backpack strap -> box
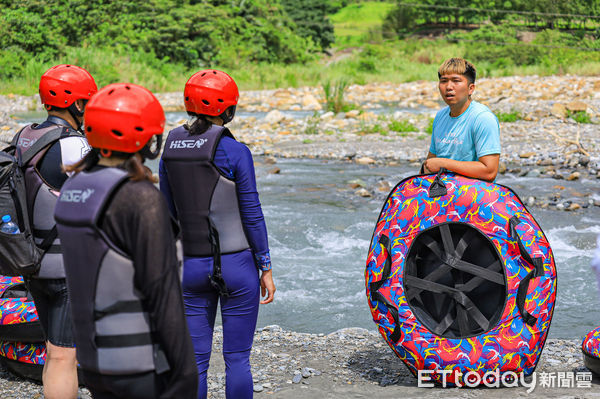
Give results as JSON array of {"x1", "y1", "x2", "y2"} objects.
[
  {"x1": 37, "y1": 226, "x2": 58, "y2": 252},
  {"x1": 19, "y1": 127, "x2": 81, "y2": 166},
  {"x1": 9, "y1": 125, "x2": 29, "y2": 147}
]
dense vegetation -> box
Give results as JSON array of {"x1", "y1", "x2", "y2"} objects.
[
  {"x1": 0, "y1": 0, "x2": 337, "y2": 90},
  {"x1": 384, "y1": 0, "x2": 600, "y2": 31},
  {"x1": 382, "y1": 0, "x2": 600, "y2": 69},
  {"x1": 1, "y1": 0, "x2": 600, "y2": 94}
]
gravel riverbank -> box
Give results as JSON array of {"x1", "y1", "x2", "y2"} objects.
[
  {"x1": 1, "y1": 76, "x2": 598, "y2": 180},
  {"x1": 1, "y1": 326, "x2": 597, "y2": 398}
]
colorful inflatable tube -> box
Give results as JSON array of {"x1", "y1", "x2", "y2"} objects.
[
  {"x1": 0, "y1": 341, "x2": 45, "y2": 381},
  {"x1": 582, "y1": 327, "x2": 600, "y2": 375},
  {"x1": 365, "y1": 171, "x2": 557, "y2": 386},
  {"x1": 0, "y1": 276, "x2": 43, "y2": 342}
]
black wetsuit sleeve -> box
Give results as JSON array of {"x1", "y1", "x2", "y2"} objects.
[
  {"x1": 99, "y1": 180, "x2": 197, "y2": 399},
  {"x1": 37, "y1": 142, "x2": 66, "y2": 189}
]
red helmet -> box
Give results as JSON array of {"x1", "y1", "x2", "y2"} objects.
[
  {"x1": 39, "y1": 64, "x2": 97, "y2": 108},
  {"x1": 184, "y1": 70, "x2": 239, "y2": 117},
  {"x1": 84, "y1": 83, "x2": 165, "y2": 156}
]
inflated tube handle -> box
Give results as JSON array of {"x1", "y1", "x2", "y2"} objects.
[
  {"x1": 509, "y1": 216, "x2": 545, "y2": 326},
  {"x1": 428, "y1": 168, "x2": 448, "y2": 198}
]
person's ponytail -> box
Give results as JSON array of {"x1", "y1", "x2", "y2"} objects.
[
  {"x1": 63, "y1": 149, "x2": 100, "y2": 175},
  {"x1": 185, "y1": 115, "x2": 212, "y2": 136},
  {"x1": 63, "y1": 150, "x2": 155, "y2": 183}
]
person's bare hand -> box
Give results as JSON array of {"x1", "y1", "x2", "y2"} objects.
[
  {"x1": 260, "y1": 270, "x2": 276, "y2": 304},
  {"x1": 424, "y1": 157, "x2": 445, "y2": 173}
]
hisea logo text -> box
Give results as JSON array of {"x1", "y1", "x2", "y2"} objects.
[
  {"x1": 17, "y1": 137, "x2": 38, "y2": 149},
  {"x1": 169, "y1": 138, "x2": 207, "y2": 149},
  {"x1": 60, "y1": 189, "x2": 95, "y2": 204}
]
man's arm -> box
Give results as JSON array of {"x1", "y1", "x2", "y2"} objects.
[{"x1": 423, "y1": 154, "x2": 500, "y2": 182}]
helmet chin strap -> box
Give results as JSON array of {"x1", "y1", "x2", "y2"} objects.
[
  {"x1": 67, "y1": 102, "x2": 85, "y2": 131},
  {"x1": 139, "y1": 135, "x2": 163, "y2": 160},
  {"x1": 219, "y1": 105, "x2": 236, "y2": 125}
]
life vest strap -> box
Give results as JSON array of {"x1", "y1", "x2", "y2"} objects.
[
  {"x1": 94, "y1": 300, "x2": 145, "y2": 321},
  {"x1": 95, "y1": 332, "x2": 154, "y2": 348}
]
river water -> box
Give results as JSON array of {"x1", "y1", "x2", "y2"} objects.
[
  {"x1": 237, "y1": 158, "x2": 599, "y2": 340},
  {"x1": 16, "y1": 112, "x2": 600, "y2": 340}
]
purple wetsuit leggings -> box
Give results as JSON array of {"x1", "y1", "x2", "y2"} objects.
[{"x1": 182, "y1": 248, "x2": 259, "y2": 399}]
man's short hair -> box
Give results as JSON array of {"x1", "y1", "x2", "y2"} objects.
[{"x1": 438, "y1": 58, "x2": 476, "y2": 84}]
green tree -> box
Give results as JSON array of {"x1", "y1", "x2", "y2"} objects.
[{"x1": 281, "y1": 0, "x2": 336, "y2": 50}]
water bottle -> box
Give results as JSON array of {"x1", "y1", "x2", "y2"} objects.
[{"x1": 0, "y1": 215, "x2": 20, "y2": 234}]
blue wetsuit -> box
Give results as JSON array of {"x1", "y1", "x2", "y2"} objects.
[{"x1": 159, "y1": 129, "x2": 271, "y2": 399}]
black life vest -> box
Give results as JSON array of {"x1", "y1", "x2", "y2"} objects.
[
  {"x1": 15, "y1": 123, "x2": 81, "y2": 278},
  {"x1": 54, "y1": 168, "x2": 167, "y2": 375},
  {"x1": 161, "y1": 125, "x2": 250, "y2": 257}
]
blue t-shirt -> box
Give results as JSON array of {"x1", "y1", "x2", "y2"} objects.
[{"x1": 429, "y1": 100, "x2": 500, "y2": 161}]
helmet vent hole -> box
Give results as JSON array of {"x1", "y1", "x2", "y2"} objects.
[
  {"x1": 49, "y1": 90, "x2": 57, "y2": 96},
  {"x1": 64, "y1": 90, "x2": 72, "y2": 94},
  {"x1": 213, "y1": 71, "x2": 217, "y2": 74},
  {"x1": 135, "y1": 126, "x2": 144, "y2": 132},
  {"x1": 111, "y1": 129, "x2": 123, "y2": 137},
  {"x1": 218, "y1": 99, "x2": 224, "y2": 103},
  {"x1": 185, "y1": 96, "x2": 189, "y2": 101},
  {"x1": 202, "y1": 100, "x2": 210, "y2": 105},
  {"x1": 86, "y1": 126, "x2": 92, "y2": 132},
  {"x1": 201, "y1": 73, "x2": 207, "y2": 77},
  {"x1": 108, "y1": 89, "x2": 115, "y2": 95},
  {"x1": 125, "y1": 86, "x2": 131, "y2": 90}
]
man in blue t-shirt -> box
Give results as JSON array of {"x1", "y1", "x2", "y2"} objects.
[{"x1": 423, "y1": 58, "x2": 500, "y2": 182}]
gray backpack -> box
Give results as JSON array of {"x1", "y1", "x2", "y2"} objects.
[{"x1": 0, "y1": 127, "x2": 72, "y2": 276}]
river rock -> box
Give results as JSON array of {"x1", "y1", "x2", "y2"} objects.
[
  {"x1": 519, "y1": 152, "x2": 536, "y2": 159},
  {"x1": 498, "y1": 162, "x2": 507, "y2": 174},
  {"x1": 356, "y1": 157, "x2": 375, "y2": 165},
  {"x1": 265, "y1": 110, "x2": 285, "y2": 124},
  {"x1": 320, "y1": 111, "x2": 334, "y2": 120},
  {"x1": 551, "y1": 103, "x2": 567, "y2": 119},
  {"x1": 566, "y1": 100, "x2": 588, "y2": 112},
  {"x1": 269, "y1": 167, "x2": 281, "y2": 174},
  {"x1": 567, "y1": 203, "x2": 581, "y2": 211},
  {"x1": 345, "y1": 110, "x2": 360, "y2": 118},
  {"x1": 579, "y1": 156, "x2": 590, "y2": 167},
  {"x1": 357, "y1": 112, "x2": 376, "y2": 122},
  {"x1": 527, "y1": 196, "x2": 535, "y2": 207},
  {"x1": 253, "y1": 384, "x2": 264, "y2": 393},
  {"x1": 376, "y1": 181, "x2": 392, "y2": 192},
  {"x1": 348, "y1": 178, "x2": 366, "y2": 188},
  {"x1": 355, "y1": 188, "x2": 372, "y2": 197},
  {"x1": 566, "y1": 172, "x2": 580, "y2": 181},
  {"x1": 537, "y1": 158, "x2": 554, "y2": 166},
  {"x1": 292, "y1": 373, "x2": 302, "y2": 384},
  {"x1": 302, "y1": 94, "x2": 322, "y2": 111}
]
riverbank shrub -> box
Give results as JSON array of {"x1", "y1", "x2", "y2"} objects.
[
  {"x1": 496, "y1": 110, "x2": 523, "y2": 123},
  {"x1": 388, "y1": 119, "x2": 417, "y2": 132},
  {"x1": 323, "y1": 80, "x2": 353, "y2": 113},
  {"x1": 567, "y1": 110, "x2": 593, "y2": 124}
]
